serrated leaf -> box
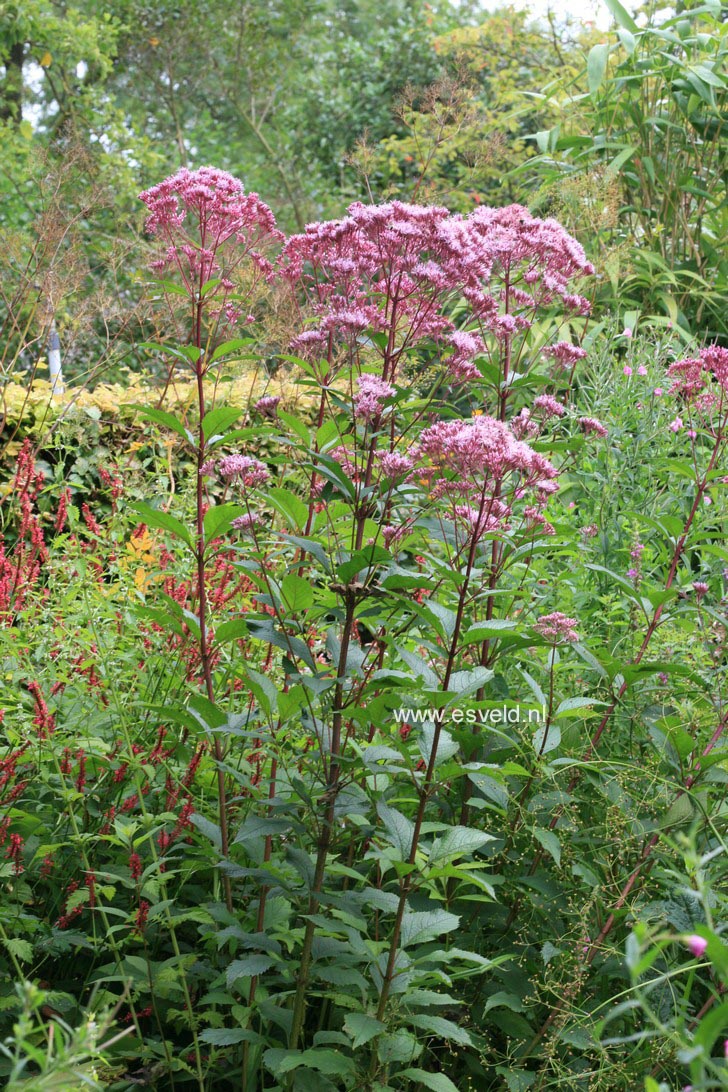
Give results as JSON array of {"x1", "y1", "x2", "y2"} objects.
[
  {"x1": 418, "y1": 724, "x2": 459, "y2": 767},
  {"x1": 377, "y1": 802, "x2": 415, "y2": 859},
  {"x1": 4, "y1": 938, "x2": 32, "y2": 961},
  {"x1": 429, "y1": 826, "x2": 494, "y2": 863},
  {"x1": 190, "y1": 813, "x2": 222, "y2": 851},
  {"x1": 337, "y1": 546, "x2": 390, "y2": 583},
  {"x1": 407, "y1": 1013, "x2": 472, "y2": 1046},
  {"x1": 227, "y1": 954, "x2": 275, "y2": 987},
  {"x1": 400, "y1": 909, "x2": 460, "y2": 947},
  {"x1": 200, "y1": 1027, "x2": 257, "y2": 1045},
  {"x1": 532, "y1": 723, "x2": 561, "y2": 755},
  {"x1": 281, "y1": 573, "x2": 314, "y2": 612},
  {"x1": 343, "y1": 1012, "x2": 384, "y2": 1048}
]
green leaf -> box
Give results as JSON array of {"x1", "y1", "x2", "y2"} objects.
[
  {"x1": 407, "y1": 1013, "x2": 472, "y2": 1046},
  {"x1": 418, "y1": 724, "x2": 459, "y2": 767},
  {"x1": 587, "y1": 43, "x2": 610, "y2": 94},
  {"x1": 214, "y1": 618, "x2": 249, "y2": 645},
  {"x1": 429, "y1": 826, "x2": 494, "y2": 863},
  {"x1": 462, "y1": 620, "x2": 518, "y2": 644},
  {"x1": 190, "y1": 813, "x2": 222, "y2": 851},
  {"x1": 603, "y1": 0, "x2": 638, "y2": 31},
  {"x1": 128, "y1": 404, "x2": 193, "y2": 443},
  {"x1": 240, "y1": 667, "x2": 278, "y2": 716},
  {"x1": 201, "y1": 405, "x2": 243, "y2": 441},
  {"x1": 337, "y1": 546, "x2": 390, "y2": 583},
  {"x1": 200, "y1": 1027, "x2": 257, "y2": 1046},
  {"x1": 132, "y1": 502, "x2": 193, "y2": 548},
  {"x1": 264, "y1": 1047, "x2": 356, "y2": 1076},
  {"x1": 204, "y1": 503, "x2": 244, "y2": 544},
  {"x1": 555, "y1": 697, "x2": 604, "y2": 718},
  {"x1": 400, "y1": 909, "x2": 460, "y2": 947},
  {"x1": 399, "y1": 1070, "x2": 460, "y2": 1092},
  {"x1": 377, "y1": 1030, "x2": 421, "y2": 1064},
  {"x1": 246, "y1": 618, "x2": 316, "y2": 670},
  {"x1": 227, "y1": 954, "x2": 275, "y2": 987},
  {"x1": 532, "y1": 723, "x2": 561, "y2": 755},
  {"x1": 534, "y1": 828, "x2": 561, "y2": 866},
  {"x1": 377, "y1": 802, "x2": 415, "y2": 859},
  {"x1": 446, "y1": 666, "x2": 493, "y2": 699},
  {"x1": 268, "y1": 487, "x2": 309, "y2": 530},
  {"x1": 278, "y1": 410, "x2": 310, "y2": 444},
  {"x1": 3, "y1": 938, "x2": 32, "y2": 961},
  {"x1": 209, "y1": 338, "x2": 254, "y2": 363},
  {"x1": 343, "y1": 1012, "x2": 384, "y2": 1048},
  {"x1": 281, "y1": 573, "x2": 314, "y2": 612},
  {"x1": 606, "y1": 144, "x2": 638, "y2": 177}
]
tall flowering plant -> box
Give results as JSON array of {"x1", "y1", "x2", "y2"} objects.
[
  {"x1": 130, "y1": 172, "x2": 600, "y2": 1087},
  {"x1": 137, "y1": 167, "x2": 281, "y2": 911}
]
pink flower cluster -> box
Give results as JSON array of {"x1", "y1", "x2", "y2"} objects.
[
  {"x1": 418, "y1": 415, "x2": 557, "y2": 489},
  {"x1": 533, "y1": 394, "x2": 566, "y2": 419},
  {"x1": 354, "y1": 374, "x2": 395, "y2": 421},
  {"x1": 279, "y1": 199, "x2": 592, "y2": 382},
  {"x1": 415, "y1": 415, "x2": 559, "y2": 543},
  {"x1": 254, "y1": 395, "x2": 281, "y2": 417},
  {"x1": 533, "y1": 612, "x2": 579, "y2": 643},
  {"x1": 666, "y1": 345, "x2": 728, "y2": 419},
  {"x1": 215, "y1": 454, "x2": 270, "y2": 489},
  {"x1": 578, "y1": 416, "x2": 608, "y2": 439},
  {"x1": 139, "y1": 167, "x2": 282, "y2": 302}
]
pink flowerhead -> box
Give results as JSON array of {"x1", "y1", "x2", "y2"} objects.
[
  {"x1": 653, "y1": 387, "x2": 663, "y2": 396},
  {"x1": 231, "y1": 513, "x2": 264, "y2": 534},
  {"x1": 139, "y1": 167, "x2": 282, "y2": 287},
  {"x1": 533, "y1": 612, "x2": 579, "y2": 644},
  {"x1": 140, "y1": 166, "x2": 280, "y2": 245},
  {"x1": 578, "y1": 416, "x2": 608, "y2": 439},
  {"x1": 446, "y1": 330, "x2": 485, "y2": 381},
  {"x1": 622, "y1": 326, "x2": 633, "y2": 338},
  {"x1": 533, "y1": 394, "x2": 565, "y2": 420},
  {"x1": 666, "y1": 345, "x2": 728, "y2": 408},
  {"x1": 623, "y1": 365, "x2": 632, "y2": 377},
  {"x1": 418, "y1": 415, "x2": 557, "y2": 487},
  {"x1": 693, "y1": 581, "x2": 709, "y2": 600},
  {"x1": 378, "y1": 450, "x2": 414, "y2": 480},
  {"x1": 685, "y1": 934, "x2": 708, "y2": 959},
  {"x1": 254, "y1": 395, "x2": 281, "y2": 416},
  {"x1": 669, "y1": 417, "x2": 683, "y2": 433},
  {"x1": 543, "y1": 341, "x2": 588, "y2": 370},
  {"x1": 354, "y1": 374, "x2": 395, "y2": 422},
  {"x1": 637, "y1": 365, "x2": 648, "y2": 376},
  {"x1": 217, "y1": 454, "x2": 270, "y2": 489}
]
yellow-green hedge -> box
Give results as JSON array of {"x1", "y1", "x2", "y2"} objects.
[{"x1": 1, "y1": 365, "x2": 318, "y2": 433}]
